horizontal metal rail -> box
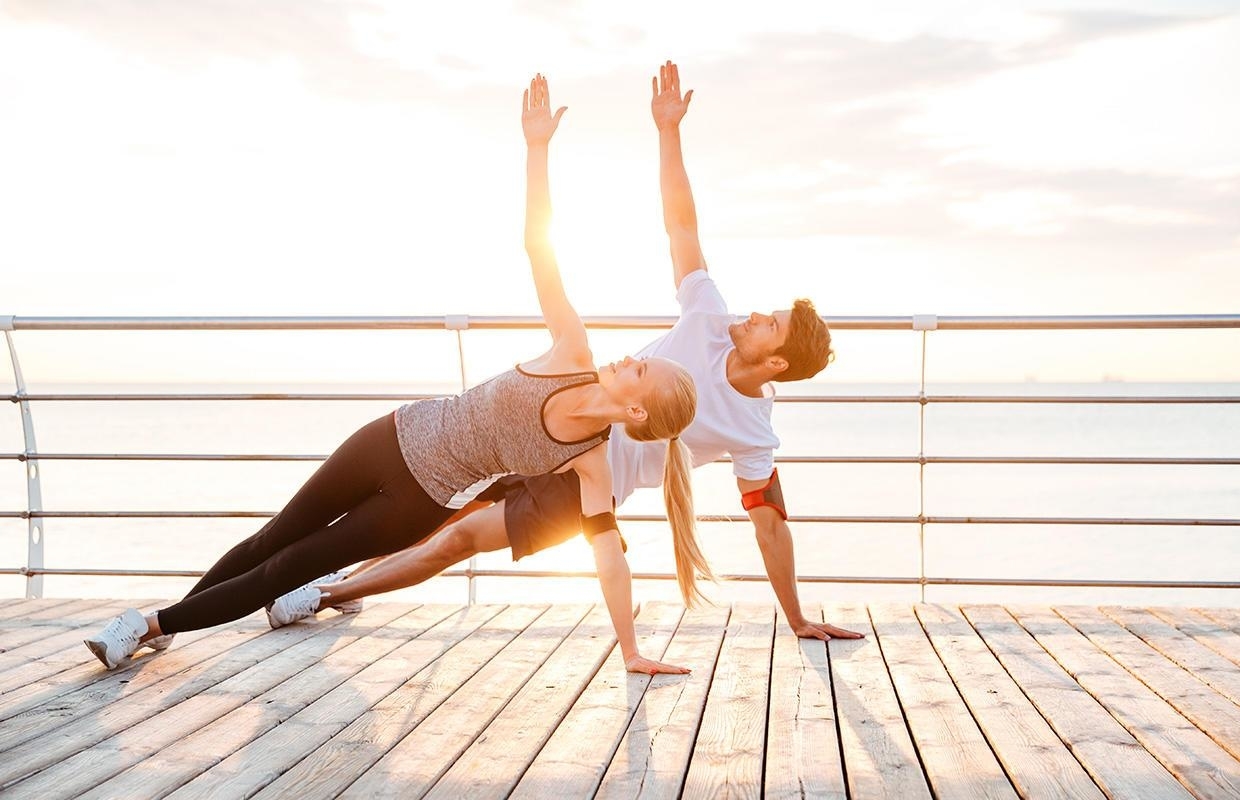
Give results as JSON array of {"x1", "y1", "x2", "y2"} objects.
[
  {"x1": 10, "y1": 564, "x2": 1239, "y2": 591},
  {"x1": 9, "y1": 392, "x2": 1240, "y2": 404},
  {"x1": 3, "y1": 452, "x2": 1238, "y2": 466},
  {"x1": 4, "y1": 510, "x2": 1237, "y2": 527},
  {"x1": 10, "y1": 314, "x2": 1240, "y2": 331}
]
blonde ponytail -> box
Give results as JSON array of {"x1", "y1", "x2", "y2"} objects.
[
  {"x1": 623, "y1": 358, "x2": 712, "y2": 606},
  {"x1": 663, "y1": 436, "x2": 714, "y2": 607}
]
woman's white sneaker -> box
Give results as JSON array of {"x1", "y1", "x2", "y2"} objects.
[{"x1": 84, "y1": 608, "x2": 148, "y2": 669}]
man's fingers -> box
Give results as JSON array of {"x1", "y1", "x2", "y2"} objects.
[
  {"x1": 522, "y1": 88, "x2": 529, "y2": 114},
  {"x1": 553, "y1": 106, "x2": 567, "y2": 124},
  {"x1": 683, "y1": 88, "x2": 693, "y2": 107},
  {"x1": 670, "y1": 62, "x2": 679, "y2": 92},
  {"x1": 651, "y1": 75, "x2": 658, "y2": 98}
]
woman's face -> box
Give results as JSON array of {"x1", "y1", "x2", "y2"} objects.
[{"x1": 599, "y1": 355, "x2": 679, "y2": 406}]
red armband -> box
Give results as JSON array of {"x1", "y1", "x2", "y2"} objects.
[{"x1": 740, "y1": 468, "x2": 787, "y2": 520}]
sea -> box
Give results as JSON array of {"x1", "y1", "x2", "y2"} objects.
[{"x1": 3, "y1": 377, "x2": 1238, "y2": 610}]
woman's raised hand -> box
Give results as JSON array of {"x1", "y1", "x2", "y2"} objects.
[{"x1": 522, "y1": 73, "x2": 567, "y2": 146}]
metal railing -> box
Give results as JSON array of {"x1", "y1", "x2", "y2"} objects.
[{"x1": 4, "y1": 313, "x2": 1239, "y2": 600}]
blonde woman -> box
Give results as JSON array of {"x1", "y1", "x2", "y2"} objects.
[{"x1": 84, "y1": 74, "x2": 707, "y2": 674}]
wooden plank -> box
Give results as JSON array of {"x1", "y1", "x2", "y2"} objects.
[
  {"x1": 0, "y1": 611, "x2": 258, "y2": 724},
  {"x1": 869, "y1": 603, "x2": 1017, "y2": 800},
  {"x1": 826, "y1": 602, "x2": 932, "y2": 800},
  {"x1": 335, "y1": 604, "x2": 592, "y2": 799},
  {"x1": 962, "y1": 605, "x2": 1192, "y2": 800},
  {"x1": 764, "y1": 604, "x2": 847, "y2": 800},
  {"x1": 426, "y1": 604, "x2": 624, "y2": 798},
  {"x1": 1150, "y1": 606, "x2": 1240, "y2": 670},
  {"x1": 0, "y1": 605, "x2": 376, "y2": 792},
  {"x1": 77, "y1": 603, "x2": 472, "y2": 800},
  {"x1": 1197, "y1": 607, "x2": 1240, "y2": 635},
  {"x1": 177, "y1": 604, "x2": 546, "y2": 800},
  {"x1": 1058, "y1": 606, "x2": 1240, "y2": 760},
  {"x1": 0, "y1": 600, "x2": 165, "y2": 687},
  {"x1": 1006, "y1": 605, "x2": 1240, "y2": 800},
  {"x1": 593, "y1": 604, "x2": 730, "y2": 800},
  {"x1": 682, "y1": 604, "x2": 775, "y2": 800},
  {"x1": 917, "y1": 605, "x2": 1105, "y2": 799},
  {"x1": 0, "y1": 598, "x2": 141, "y2": 657},
  {"x1": 0, "y1": 597, "x2": 80, "y2": 621},
  {"x1": 501, "y1": 602, "x2": 684, "y2": 800},
  {"x1": 1105, "y1": 606, "x2": 1240, "y2": 704}
]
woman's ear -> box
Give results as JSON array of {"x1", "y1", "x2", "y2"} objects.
[{"x1": 625, "y1": 404, "x2": 649, "y2": 424}]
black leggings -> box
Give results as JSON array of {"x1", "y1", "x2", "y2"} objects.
[{"x1": 157, "y1": 412, "x2": 453, "y2": 634}]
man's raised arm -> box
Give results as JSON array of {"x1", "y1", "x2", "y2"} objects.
[{"x1": 651, "y1": 60, "x2": 706, "y2": 289}]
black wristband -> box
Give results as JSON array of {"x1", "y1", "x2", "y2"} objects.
[{"x1": 580, "y1": 511, "x2": 619, "y2": 538}]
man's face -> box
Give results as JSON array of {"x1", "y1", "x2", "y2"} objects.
[{"x1": 728, "y1": 309, "x2": 792, "y2": 363}]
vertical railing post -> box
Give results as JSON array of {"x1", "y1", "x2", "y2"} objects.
[
  {"x1": 912, "y1": 315, "x2": 937, "y2": 603},
  {"x1": 3, "y1": 322, "x2": 45, "y2": 598},
  {"x1": 445, "y1": 315, "x2": 477, "y2": 605}
]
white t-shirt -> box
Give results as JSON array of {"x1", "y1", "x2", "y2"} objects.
[{"x1": 608, "y1": 270, "x2": 780, "y2": 504}]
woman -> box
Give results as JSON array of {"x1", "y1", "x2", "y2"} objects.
[{"x1": 85, "y1": 74, "x2": 708, "y2": 675}]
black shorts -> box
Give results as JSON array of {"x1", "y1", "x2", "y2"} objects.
[{"x1": 479, "y1": 472, "x2": 626, "y2": 561}]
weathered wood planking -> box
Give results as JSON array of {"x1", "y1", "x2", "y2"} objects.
[
  {"x1": 3, "y1": 600, "x2": 1240, "y2": 799},
  {"x1": 593, "y1": 604, "x2": 729, "y2": 799},
  {"x1": 916, "y1": 604, "x2": 1105, "y2": 799},
  {"x1": 1008, "y1": 605, "x2": 1240, "y2": 800},
  {"x1": 234, "y1": 604, "x2": 549, "y2": 800},
  {"x1": 962, "y1": 605, "x2": 1191, "y2": 800},
  {"x1": 764, "y1": 605, "x2": 846, "y2": 800},
  {"x1": 680, "y1": 604, "x2": 774, "y2": 800},
  {"x1": 1105, "y1": 606, "x2": 1240, "y2": 703},
  {"x1": 424, "y1": 605, "x2": 621, "y2": 799},
  {"x1": 1056, "y1": 605, "x2": 1240, "y2": 762},
  {"x1": 3, "y1": 603, "x2": 417, "y2": 799},
  {"x1": 827, "y1": 602, "x2": 933, "y2": 800},
  {"x1": 1150, "y1": 606, "x2": 1240, "y2": 669},
  {"x1": 509, "y1": 602, "x2": 686, "y2": 799},
  {"x1": 336, "y1": 604, "x2": 594, "y2": 799},
  {"x1": 78, "y1": 604, "x2": 467, "y2": 800},
  {"x1": 869, "y1": 603, "x2": 1017, "y2": 799}
]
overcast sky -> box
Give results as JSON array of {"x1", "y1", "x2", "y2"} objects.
[{"x1": 2, "y1": 1, "x2": 1237, "y2": 381}]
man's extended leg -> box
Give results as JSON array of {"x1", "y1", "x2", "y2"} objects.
[{"x1": 313, "y1": 500, "x2": 513, "y2": 609}]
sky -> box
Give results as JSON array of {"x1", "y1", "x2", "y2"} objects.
[{"x1": 1, "y1": 1, "x2": 1238, "y2": 382}]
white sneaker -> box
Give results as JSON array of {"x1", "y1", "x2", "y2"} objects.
[
  {"x1": 328, "y1": 596, "x2": 364, "y2": 615},
  {"x1": 84, "y1": 608, "x2": 148, "y2": 669},
  {"x1": 142, "y1": 633, "x2": 175, "y2": 651},
  {"x1": 266, "y1": 584, "x2": 323, "y2": 629},
  {"x1": 314, "y1": 570, "x2": 362, "y2": 614}
]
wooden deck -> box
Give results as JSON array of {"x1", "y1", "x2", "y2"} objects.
[{"x1": 1, "y1": 599, "x2": 1239, "y2": 799}]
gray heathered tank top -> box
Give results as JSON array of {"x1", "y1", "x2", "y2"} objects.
[{"x1": 394, "y1": 365, "x2": 610, "y2": 508}]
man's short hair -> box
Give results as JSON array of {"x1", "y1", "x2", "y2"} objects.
[{"x1": 773, "y1": 299, "x2": 832, "y2": 382}]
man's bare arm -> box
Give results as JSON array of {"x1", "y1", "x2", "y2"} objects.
[
  {"x1": 652, "y1": 60, "x2": 706, "y2": 289},
  {"x1": 739, "y1": 476, "x2": 864, "y2": 641}
]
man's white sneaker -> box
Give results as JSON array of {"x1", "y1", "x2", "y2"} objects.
[
  {"x1": 142, "y1": 633, "x2": 175, "y2": 651},
  {"x1": 84, "y1": 608, "x2": 148, "y2": 669},
  {"x1": 313, "y1": 570, "x2": 362, "y2": 614},
  {"x1": 266, "y1": 584, "x2": 323, "y2": 629},
  {"x1": 328, "y1": 596, "x2": 364, "y2": 615}
]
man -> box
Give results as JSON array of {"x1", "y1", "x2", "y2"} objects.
[{"x1": 272, "y1": 61, "x2": 862, "y2": 670}]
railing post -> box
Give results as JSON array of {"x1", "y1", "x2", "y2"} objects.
[
  {"x1": 912, "y1": 314, "x2": 937, "y2": 603},
  {"x1": 4, "y1": 325, "x2": 45, "y2": 598},
  {"x1": 446, "y1": 315, "x2": 477, "y2": 606}
]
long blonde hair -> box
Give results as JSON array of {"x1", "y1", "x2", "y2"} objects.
[{"x1": 624, "y1": 362, "x2": 714, "y2": 607}]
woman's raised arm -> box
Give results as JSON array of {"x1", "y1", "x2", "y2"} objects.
[{"x1": 522, "y1": 74, "x2": 588, "y2": 356}]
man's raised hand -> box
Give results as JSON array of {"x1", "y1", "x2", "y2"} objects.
[{"x1": 651, "y1": 59, "x2": 693, "y2": 131}]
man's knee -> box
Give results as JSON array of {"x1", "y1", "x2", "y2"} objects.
[{"x1": 440, "y1": 504, "x2": 510, "y2": 557}]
